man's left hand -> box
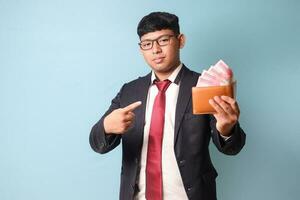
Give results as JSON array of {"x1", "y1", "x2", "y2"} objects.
[{"x1": 209, "y1": 95, "x2": 240, "y2": 137}]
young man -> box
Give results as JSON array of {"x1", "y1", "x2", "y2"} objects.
[{"x1": 90, "y1": 12, "x2": 246, "y2": 200}]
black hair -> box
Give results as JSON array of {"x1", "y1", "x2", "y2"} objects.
[{"x1": 137, "y1": 11, "x2": 180, "y2": 38}]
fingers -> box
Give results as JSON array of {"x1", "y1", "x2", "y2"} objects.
[
  {"x1": 220, "y1": 95, "x2": 235, "y2": 104},
  {"x1": 209, "y1": 96, "x2": 236, "y2": 115},
  {"x1": 220, "y1": 96, "x2": 240, "y2": 114},
  {"x1": 209, "y1": 98, "x2": 226, "y2": 115},
  {"x1": 124, "y1": 120, "x2": 132, "y2": 128},
  {"x1": 122, "y1": 101, "x2": 142, "y2": 113},
  {"x1": 123, "y1": 112, "x2": 135, "y2": 122},
  {"x1": 214, "y1": 96, "x2": 236, "y2": 115},
  {"x1": 123, "y1": 114, "x2": 135, "y2": 131},
  {"x1": 123, "y1": 112, "x2": 135, "y2": 130}
]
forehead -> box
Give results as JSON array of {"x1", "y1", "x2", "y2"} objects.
[{"x1": 140, "y1": 29, "x2": 174, "y2": 41}]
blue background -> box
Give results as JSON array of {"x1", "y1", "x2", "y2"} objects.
[{"x1": 1, "y1": 0, "x2": 299, "y2": 199}]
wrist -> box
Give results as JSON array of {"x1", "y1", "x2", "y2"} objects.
[
  {"x1": 103, "y1": 117, "x2": 112, "y2": 134},
  {"x1": 217, "y1": 124, "x2": 235, "y2": 137}
]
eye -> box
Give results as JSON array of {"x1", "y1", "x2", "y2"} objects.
[
  {"x1": 141, "y1": 41, "x2": 152, "y2": 48},
  {"x1": 158, "y1": 37, "x2": 170, "y2": 44}
]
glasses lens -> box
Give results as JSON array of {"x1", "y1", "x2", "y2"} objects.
[
  {"x1": 158, "y1": 36, "x2": 171, "y2": 46},
  {"x1": 140, "y1": 41, "x2": 152, "y2": 50}
]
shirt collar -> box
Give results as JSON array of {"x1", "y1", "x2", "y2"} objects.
[{"x1": 151, "y1": 63, "x2": 183, "y2": 85}]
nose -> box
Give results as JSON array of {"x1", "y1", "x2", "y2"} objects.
[{"x1": 152, "y1": 40, "x2": 162, "y2": 54}]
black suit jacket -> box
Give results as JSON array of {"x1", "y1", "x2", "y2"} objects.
[{"x1": 89, "y1": 65, "x2": 246, "y2": 200}]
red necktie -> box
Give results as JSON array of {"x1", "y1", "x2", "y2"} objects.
[{"x1": 146, "y1": 79, "x2": 171, "y2": 200}]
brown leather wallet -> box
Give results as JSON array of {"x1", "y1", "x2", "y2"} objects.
[{"x1": 192, "y1": 81, "x2": 236, "y2": 114}]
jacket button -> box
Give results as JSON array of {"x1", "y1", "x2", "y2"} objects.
[
  {"x1": 135, "y1": 158, "x2": 138, "y2": 164},
  {"x1": 187, "y1": 187, "x2": 192, "y2": 191},
  {"x1": 179, "y1": 160, "x2": 186, "y2": 166}
]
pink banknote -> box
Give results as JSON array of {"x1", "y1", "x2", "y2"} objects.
[{"x1": 196, "y1": 60, "x2": 234, "y2": 87}]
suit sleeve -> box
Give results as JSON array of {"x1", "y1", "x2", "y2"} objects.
[
  {"x1": 209, "y1": 115, "x2": 246, "y2": 155},
  {"x1": 89, "y1": 84, "x2": 126, "y2": 154}
]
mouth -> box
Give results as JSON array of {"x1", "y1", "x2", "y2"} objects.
[{"x1": 153, "y1": 57, "x2": 165, "y2": 64}]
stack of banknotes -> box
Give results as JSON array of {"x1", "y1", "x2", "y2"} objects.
[
  {"x1": 192, "y1": 59, "x2": 236, "y2": 114},
  {"x1": 196, "y1": 60, "x2": 234, "y2": 87}
]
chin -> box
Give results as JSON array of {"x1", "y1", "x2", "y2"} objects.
[{"x1": 151, "y1": 64, "x2": 171, "y2": 73}]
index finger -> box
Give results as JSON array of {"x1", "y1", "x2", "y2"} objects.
[
  {"x1": 122, "y1": 101, "x2": 142, "y2": 113},
  {"x1": 220, "y1": 95, "x2": 235, "y2": 104}
]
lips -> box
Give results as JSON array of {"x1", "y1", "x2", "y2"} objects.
[{"x1": 153, "y1": 57, "x2": 165, "y2": 64}]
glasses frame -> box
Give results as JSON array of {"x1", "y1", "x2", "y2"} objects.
[{"x1": 138, "y1": 34, "x2": 178, "y2": 50}]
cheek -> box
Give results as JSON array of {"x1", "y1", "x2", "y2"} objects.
[
  {"x1": 142, "y1": 52, "x2": 153, "y2": 64},
  {"x1": 141, "y1": 51, "x2": 148, "y2": 59},
  {"x1": 166, "y1": 47, "x2": 179, "y2": 60}
]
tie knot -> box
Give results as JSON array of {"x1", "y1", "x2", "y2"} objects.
[{"x1": 154, "y1": 79, "x2": 171, "y2": 92}]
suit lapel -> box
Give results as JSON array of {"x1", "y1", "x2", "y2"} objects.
[
  {"x1": 174, "y1": 65, "x2": 197, "y2": 146},
  {"x1": 134, "y1": 73, "x2": 151, "y2": 154}
]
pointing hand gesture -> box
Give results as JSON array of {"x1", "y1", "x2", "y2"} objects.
[{"x1": 104, "y1": 101, "x2": 142, "y2": 134}]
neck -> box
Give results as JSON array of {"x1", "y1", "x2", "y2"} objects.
[{"x1": 155, "y1": 72, "x2": 172, "y2": 81}]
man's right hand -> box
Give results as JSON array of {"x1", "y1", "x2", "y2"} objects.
[{"x1": 103, "y1": 101, "x2": 142, "y2": 134}]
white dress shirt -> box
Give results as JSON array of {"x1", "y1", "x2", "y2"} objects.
[{"x1": 134, "y1": 63, "x2": 189, "y2": 200}]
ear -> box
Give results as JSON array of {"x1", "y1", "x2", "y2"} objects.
[{"x1": 178, "y1": 34, "x2": 186, "y2": 49}]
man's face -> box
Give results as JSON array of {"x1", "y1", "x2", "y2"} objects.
[{"x1": 139, "y1": 29, "x2": 185, "y2": 74}]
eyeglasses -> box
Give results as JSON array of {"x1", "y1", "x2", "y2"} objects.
[{"x1": 138, "y1": 34, "x2": 176, "y2": 50}]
